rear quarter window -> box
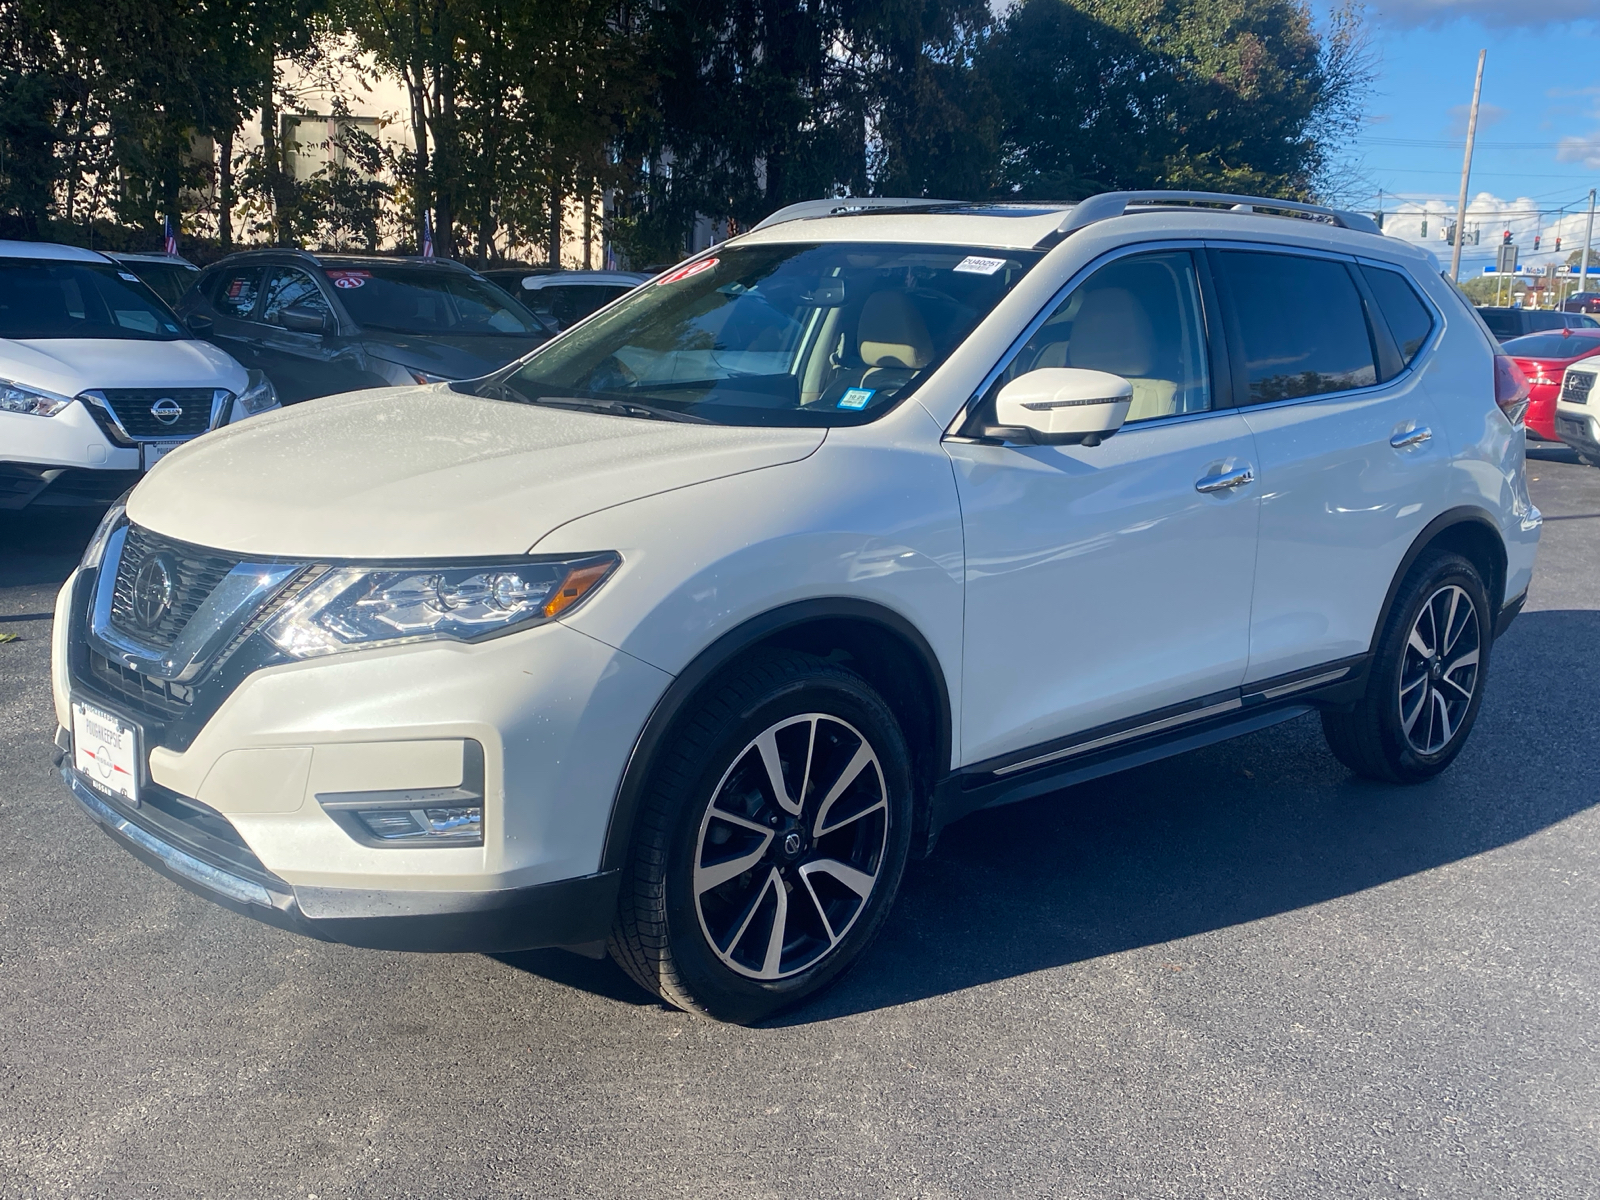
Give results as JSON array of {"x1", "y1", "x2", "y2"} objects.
[{"x1": 1360, "y1": 265, "x2": 1435, "y2": 366}]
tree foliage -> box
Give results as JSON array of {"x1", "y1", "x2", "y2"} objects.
[{"x1": 0, "y1": 0, "x2": 1370, "y2": 260}]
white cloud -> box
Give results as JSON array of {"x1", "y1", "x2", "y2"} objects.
[
  {"x1": 1557, "y1": 134, "x2": 1600, "y2": 169},
  {"x1": 1377, "y1": 192, "x2": 1598, "y2": 272},
  {"x1": 1370, "y1": 0, "x2": 1598, "y2": 29},
  {"x1": 1446, "y1": 102, "x2": 1505, "y2": 138}
]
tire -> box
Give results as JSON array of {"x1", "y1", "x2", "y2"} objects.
[
  {"x1": 1577, "y1": 452, "x2": 1600, "y2": 470},
  {"x1": 609, "y1": 651, "x2": 914, "y2": 1023},
  {"x1": 1322, "y1": 550, "x2": 1492, "y2": 784}
]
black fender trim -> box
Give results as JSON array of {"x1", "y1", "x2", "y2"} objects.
[
  {"x1": 1368, "y1": 506, "x2": 1508, "y2": 657},
  {"x1": 598, "y1": 598, "x2": 954, "y2": 873}
]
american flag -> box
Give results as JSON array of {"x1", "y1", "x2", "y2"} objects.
[
  {"x1": 163, "y1": 215, "x2": 177, "y2": 256},
  {"x1": 422, "y1": 212, "x2": 434, "y2": 258}
]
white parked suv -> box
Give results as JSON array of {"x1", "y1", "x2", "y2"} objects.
[
  {"x1": 1554, "y1": 359, "x2": 1600, "y2": 466},
  {"x1": 1, "y1": 241, "x2": 278, "y2": 510},
  {"x1": 52, "y1": 193, "x2": 1540, "y2": 1022}
]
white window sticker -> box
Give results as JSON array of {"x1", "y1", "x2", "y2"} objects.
[
  {"x1": 953, "y1": 255, "x2": 1007, "y2": 276},
  {"x1": 118, "y1": 271, "x2": 141, "y2": 282},
  {"x1": 837, "y1": 387, "x2": 875, "y2": 410}
]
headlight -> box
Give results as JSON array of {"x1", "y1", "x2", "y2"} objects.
[
  {"x1": 0, "y1": 378, "x2": 73, "y2": 417},
  {"x1": 81, "y1": 499, "x2": 128, "y2": 570},
  {"x1": 264, "y1": 553, "x2": 620, "y2": 659},
  {"x1": 237, "y1": 370, "x2": 279, "y2": 415}
]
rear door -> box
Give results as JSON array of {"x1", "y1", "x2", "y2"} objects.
[
  {"x1": 203, "y1": 264, "x2": 267, "y2": 369},
  {"x1": 1210, "y1": 246, "x2": 1451, "y2": 685}
]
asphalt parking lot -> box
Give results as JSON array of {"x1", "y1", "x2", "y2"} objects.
[{"x1": 2, "y1": 446, "x2": 1597, "y2": 1199}]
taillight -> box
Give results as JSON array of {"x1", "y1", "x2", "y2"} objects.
[{"x1": 1494, "y1": 355, "x2": 1530, "y2": 426}]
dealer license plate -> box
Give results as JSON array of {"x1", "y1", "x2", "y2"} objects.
[
  {"x1": 72, "y1": 700, "x2": 140, "y2": 805},
  {"x1": 141, "y1": 440, "x2": 183, "y2": 471}
]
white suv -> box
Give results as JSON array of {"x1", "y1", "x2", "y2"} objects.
[
  {"x1": 1, "y1": 241, "x2": 278, "y2": 510},
  {"x1": 52, "y1": 193, "x2": 1540, "y2": 1022}
]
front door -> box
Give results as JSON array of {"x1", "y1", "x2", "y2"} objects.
[
  {"x1": 254, "y1": 266, "x2": 356, "y2": 403},
  {"x1": 949, "y1": 248, "x2": 1261, "y2": 767},
  {"x1": 1207, "y1": 248, "x2": 1453, "y2": 684}
]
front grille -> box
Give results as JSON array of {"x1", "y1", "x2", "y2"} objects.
[
  {"x1": 88, "y1": 648, "x2": 194, "y2": 715},
  {"x1": 109, "y1": 525, "x2": 244, "y2": 651},
  {"x1": 1561, "y1": 372, "x2": 1595, "y2": 406},
  {"x1": 99, "y1": 388, "x2": 216, "y2": 439}
]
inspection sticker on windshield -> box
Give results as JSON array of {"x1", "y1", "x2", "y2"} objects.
[
  {"x1": 837, "y1": 388, "x2": 875, "y2": 410},
  {"x1": 72, "y1": 701, "x2": 139, "y2": 806},
  {"x1": 117, "y1": 271, "x2": 141, "y2": 282},
  {"x1": 953, "y1": 255, "x2": 1007, "y2": 275},
  {"x1": 327, "y1": 270, "x2": 371, "y2": 288}
]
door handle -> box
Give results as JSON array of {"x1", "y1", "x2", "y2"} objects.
[
  {"x1": 1390, "y1": 425, "x2": 1432, "y2": 449},
  {"x1": 1195, "y1": 465, "x2": 1255, "y2": 493}
]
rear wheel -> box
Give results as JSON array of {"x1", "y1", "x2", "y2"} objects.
[
  {"x1": 1322, "y1": 551, "x2": 1491, "y2": 784},
  {"x1": 609, "y1": 652, "x2": 913, "y2": 1022}
]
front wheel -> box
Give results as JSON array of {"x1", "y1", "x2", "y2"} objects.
[
  {"x1": 609, "y1": 652, "x2": 914, "y2": 1022},
  {"x1": 1322, "y1": 550, "x2": 1491, "y2": 783}
]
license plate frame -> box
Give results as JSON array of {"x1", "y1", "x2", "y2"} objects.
[
  {"x1": 141, "y1": 440, "x2": 183, "y2": 471},
  {"x1": 71, "y1": 700, "x2": 140, "y2": 806}
]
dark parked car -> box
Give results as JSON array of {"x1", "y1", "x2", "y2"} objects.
[
  {"x1": 1477, "y1": 306, "x2": 1598, "y2": 341},
  {"x1": 106, "y1": 252, "x2": 201, "y2": 308},
  {"x1": 481, "y1": 268, "x2": 649, "y2": 331},
  {"x1": 1562, "y1": 291, "x2": 1600, "y2": 314},
  {"x1": 178, "y1": 251, "x2": 553, "y2": 403}
]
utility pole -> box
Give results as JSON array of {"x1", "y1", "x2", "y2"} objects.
[
  {"x1": 1580, "y1": 188, "x2": 1597, "y2": 298},
  {"x1": 1451, "y1": 49, "x2": 1487, "y2": 283}
]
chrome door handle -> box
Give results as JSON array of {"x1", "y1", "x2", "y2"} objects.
[
  {"x1": 1390, "y1": 426, "x2": 1432, "y2": 449},
  {"x1": 1195, "y1": 466, "x2": 1255, "y2": 493}
]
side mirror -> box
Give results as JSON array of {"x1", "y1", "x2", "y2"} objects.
[
  {"x1": 991, "y1": 368, "x2": 1133, "y2": 447},
  {"x1": 185, "y1": 313, "x2": 214, "y2": 337},
  {"x1": 280, "y1": 304, "x2": 330, "y2": 335}
]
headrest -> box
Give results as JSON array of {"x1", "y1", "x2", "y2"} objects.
[
  {"x1": 1068, "y1": 287, "x2": 1154, "y2": 377},
  {"x1": 858, "y1": 291, "x2": 933, "y2": 369}
]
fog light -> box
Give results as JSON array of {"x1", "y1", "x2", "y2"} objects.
[{"x1": 354, "y1": 806, "x2": 482, "y2": 844}]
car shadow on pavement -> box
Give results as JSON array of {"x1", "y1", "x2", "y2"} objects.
[{"x1": 512, "y1": 609, "x2": 1600, "y2": 1023}]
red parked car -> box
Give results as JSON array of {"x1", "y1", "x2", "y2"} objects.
[{"x1": 1503, "y1": 328, "x2": 1600, "y2": 441}]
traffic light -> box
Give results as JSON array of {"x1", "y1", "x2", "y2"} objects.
[
  {"x1": 1535, "y1": 235, "x2": 1542, "y2": 251},
  {"x1": 1556, "y1": 236, "x2": 1563, "y2": 252},
  {"x1": 1502, "y1": 229, "x2": 1512, "y2": 245},
  {"x1": 1444, "y1": 221, "x2": 1455, "y2": 245},
  {"x1": 1421, "y1": 216, "x2": 1428, "y2": 238}
]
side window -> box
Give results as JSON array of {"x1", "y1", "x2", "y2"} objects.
[
  {"x1": 211, "y1": 268, "x2": 262, "y2": 318},
  {"x1": 259, "y1": 267, "x2": 331, "y2": 326},
  {"x1": 988, "y1": 250, "x2": 1211, "y2": 424},
  {"x1": 1360, "y1": 265, "x2": 1435, "y2": 369},
  {"x1": 1216, "y1": 251, "x2": 1376, "y2": 403}
]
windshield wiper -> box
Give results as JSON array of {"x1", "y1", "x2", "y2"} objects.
[{"x1": 483, "y1": 384, "x2": 711, "y2": 424}]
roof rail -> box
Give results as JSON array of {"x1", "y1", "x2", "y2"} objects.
[
  {"x1": 751, "y1": 197, "x2": 959, "y2": 232},
  {"x1": 1042, "y1": 190, "x2": 1381, "y2": 247}
]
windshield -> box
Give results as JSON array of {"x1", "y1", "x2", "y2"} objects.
[
  {"x1": 490, "y1": 242, "x2": 1040, "y2": 426},
  {"x1": 0, "y1": 259, "x2": 187, "y2": 341},
  {"x1": 1503, "y1": 332, "x2": 1600, "y2": 358},
  {"x1": 120, "y1": 261, "x2": 198, "y2": 307},
  {"x1": 329, "y1": 266, "x2": 547, "y2": 336}
]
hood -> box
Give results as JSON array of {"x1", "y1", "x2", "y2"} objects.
[
  {"x1": 359, "y1": 331, "x2": 547, "y2": 380},
  {"x1": 0, "y1": 337, "x2": 247, "y2": 397},
  {"x1": 127, "y1": 385, "x2": 825, "y2": 558}
]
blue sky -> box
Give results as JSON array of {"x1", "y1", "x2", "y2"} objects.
[{"x1": 1345, "y1": 0, "x2": 1600, "y2": 275}]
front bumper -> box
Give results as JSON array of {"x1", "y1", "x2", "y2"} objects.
[
  {"x1": 60, "y1": 760, "x2": 620, "y2": 952},
  {"x1": 1556, "y1": 406, "x2": 1600, "y2": 459}
]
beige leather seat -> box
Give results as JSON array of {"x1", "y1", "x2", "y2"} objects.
[
  {"x1": 857, "y1": 292, "x2": 933, "y2": 389},
  {"x1": 1065, "y1": 287, "x2": 1179, "y2": 421}
]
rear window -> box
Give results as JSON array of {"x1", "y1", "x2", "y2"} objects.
[
  {"x1": 211, "y1": 267, "x2": 262, "y2": 318},
  {"x1": 1360, "y1": 265, "x2": 1435, "y2": 366},
  {"x1": 0, "y1": 259, "x2": 186, "y2": 340},
  {"x1": 1501, "y1": 332, "x2": 1600, "y2": 358},
  {"x1": 1215, "y1": 250, "x2": 1377, "y2": 403}
]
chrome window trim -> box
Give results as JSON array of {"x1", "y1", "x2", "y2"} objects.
[
  {"x1": 1202, "y1": 238, "x2": 1444, "y2": 409},
  {"x1": 944, "y1": 238, "x2": 1217, "y2": 439}
]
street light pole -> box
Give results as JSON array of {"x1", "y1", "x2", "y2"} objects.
[
  {"x1": 1451, "y1": 49, "x2": 1487, "y2": 283},
  {"x1": 1580, "y1": 188, "x2": 1597, "y2": 299}
]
